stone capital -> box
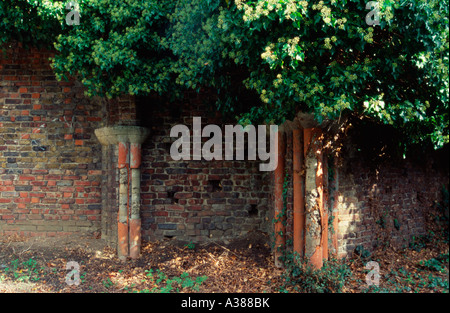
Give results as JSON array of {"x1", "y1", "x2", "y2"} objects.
[{"x1": 95, "y1": 126, "x2": 150, "y2": 146}]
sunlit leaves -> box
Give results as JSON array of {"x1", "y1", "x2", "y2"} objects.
[{"x1": 2, "y1": 0, "x2": 448, "y2": 149}]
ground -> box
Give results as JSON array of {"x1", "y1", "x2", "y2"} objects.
[{"x1": 0, "y1": 230, "x2": 448, "y2": 293}]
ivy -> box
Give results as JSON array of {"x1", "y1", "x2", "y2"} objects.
[
  {"x1": 0, "y1": 0, "x2": 64, "y2": 48},
  {"x1": 1, "y1": 0, "x2": 448, "y2": 150}
]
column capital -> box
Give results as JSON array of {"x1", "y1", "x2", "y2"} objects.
[{"x1": 95, "y1": 126, "x2": 150, "y2": 146}]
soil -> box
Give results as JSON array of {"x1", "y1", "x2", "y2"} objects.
[
  {"x1": 0, "y1": 230, "x2": 283, "y2": 293},
  {"x1": 0, "y1": 229, "x2": 448, "y2": 293}
]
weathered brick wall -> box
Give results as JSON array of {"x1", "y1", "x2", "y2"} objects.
[
  {"x1": 0, "y1": 43, "x2": 104, "y2": 236},
  {"x1": 137, "y1": 93, "x2": 272, "y2": 243},
  {"x1": 279, "y1": 123, "x2": 448, "y2": 259},
  {"x1": 332, "y1": 145, "x2": 449, "y2": 258},
  {"x1": 2, "y1": 43, "x2": 448, "y2": 259},
  {"x1": 99, "y1": 140, "x2": 118, "y2": 244}
]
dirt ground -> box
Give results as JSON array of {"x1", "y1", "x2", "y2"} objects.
[
  {"x1": 0, "y1": 230, "x2": 448, "y2": 293},
  {"x1": 0, "y1": 231, "x2": 283, "y2": 293}
]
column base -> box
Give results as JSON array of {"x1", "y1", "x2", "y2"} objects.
[
  {"x1": 118, "y1": 221, "x2": 129, "y2": 260},
  {"x1": 129, "y1": 218, "x2": 141, "y2": 259}
]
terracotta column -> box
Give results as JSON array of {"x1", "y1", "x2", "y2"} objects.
[
  {"x1": 118, "y1": 140, "x2": 130, "y2": 261},
  {"x1": 95, "y1": 126, "x2": 150, "y2": 260},
  {"x1": 293, "y1": 128, "x2": 305, "y2": 260},
  {"x1": 274, "y1": 130, "x2": 285, "y2": 268},
  {"x1": 331, "y1": 156, "x2": 339, "y2": 257},
  {"x1": 129, "y1": 142, "x2": 142, "y2": 259},
  {"x1": 321, "y1": 150, "x2": 329, "y2": 261}
]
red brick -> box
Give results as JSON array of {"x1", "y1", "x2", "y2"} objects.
[{"x1": 4, "y1": 76, "x2": 18, "y2": 81}]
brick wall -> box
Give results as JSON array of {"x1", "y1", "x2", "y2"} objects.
[
  {"x1": 1, "y1": 43, "x2": 448, "y2": 259},
  {"x1": 278, "y1": 122, "x2": 448, "y2": 259},
  {"x1": 0, "y1": 42, "x2": 104, "y2": 236},
  {"x1": 136, "y1": 93, "x2": 272, "y2": 243},
  {"x1": 96, "y1": 93, "x2": 272, "y2": 246},
  {"x1": 331, "y1": 138, "x2": 449, "y2": 258}
]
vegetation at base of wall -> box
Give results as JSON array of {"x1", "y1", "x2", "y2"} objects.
[
  {"x1": 0, "y1": 258, "x2": 45, "y2": 283},
  {"x1": 0, "y1": 233, "x2": 447, "y2": 293},
  {"x1": 271, "y1": 169, "x2": 351, "y2": 293},
  {"x1": 358, "y1": 215, "x2": 449, "y2": 293},
  {"x1": 354, "y1": 244, "x2": 371, "y2": 260},
  {"x1": 361, "y1": 268, "x2": 449, "y2": 293},
  {"x1": 360, "y1": 248, "x2": 449, "y2": 293},
  {"x1": 124, "y1": 269, "x2": 208, "y2": 293},
  {"x1": 184, "y1": 241, "x2": 196, "y2": 250},
  {"x1": 418, "y1": 253, "x2": 449, "y2": 274},
  {"x1": 276, "y1": 254, "x2": 352, "y2": 293}
]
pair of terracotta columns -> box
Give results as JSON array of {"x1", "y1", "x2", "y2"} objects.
[
  {"x1": 95, "y1": 126, "x2": 150, "y2": 260},
  {"x1": 274, "y1": 126, "x2": 336, "y2": 269}
]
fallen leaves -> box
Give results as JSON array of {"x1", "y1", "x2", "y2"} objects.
[{"x1": 0, "y1": 230, "x2": 447, "y2": 293}]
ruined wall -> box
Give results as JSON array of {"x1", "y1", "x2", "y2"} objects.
[
  {"x1": 278, "y1": 122, "x2": 449, "y2": 259},
  {"x1": 331, "y1": 136, "x2": 449, "y2": 258},
  {"x1": 2, "y1": 44, "x2": 448, "y2": 258},
  {"x1": 0, "y1": 43, "x2": 104, "y2": 236},
  {"x1": 97, "y1": 93, "x2": 272, "y2": 246},
  {"x1": 137, "y1": 94, "x2": 272, "y2": 243}
]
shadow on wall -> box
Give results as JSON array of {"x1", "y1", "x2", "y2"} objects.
[
  {"x1": 133, "y1": 93, "x2": 272, "y2": 243},
  {"x1": 331, "y1": 118, "x2": 449, "y2": 258}
]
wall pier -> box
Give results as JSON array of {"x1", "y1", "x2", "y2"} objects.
[{"x1": 95, "y1": 126, "x2": 149, "y2": 260}]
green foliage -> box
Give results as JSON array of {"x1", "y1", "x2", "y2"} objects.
[
  {"x1": 50, "y1": 0, "x2": 178, "y2": 99},
  {"x1": 376, "y1": 215, "x2": 386, "y2": 229},
  {"x1": 102, "y1": 277, "x2": 115, "y2": 289},
  {"x1": 2, "y1": 0, "x2": 448, "y2": 150},
  {"x1": 393, "y1": 218, "x2": 400, "y2": 230},
  {"x1": 418, "y1": 253, "x2": 449, "y2": 273},
  {"x1": 279, "y1": 254, "x2": 352, "y2": 293},
  {"x1": 1, "y1": 258, "x2": 43, "y2": 282},
  {"x1": 0, "y1": 0, "x2": 64, "y2": 48},
  {"x1": 364, "y1": 265, "x2": 449, "y2": 293},
  {"x1": 355, "y1": 244, "x2": 371, "y2": 260},
  {"x1": 168, "y1": 0, "x2": 449, "y2": 149},
  {"x1": 426, "y1": 274, "x2": 449, "y2": 291},
  {"x1": 184, "y1": 241, "x2": 196, "y2": 250},
  {"x1": 141, "y1": 268, "x2": 207, "y2": 293},
  {"x1": 409, "y1": 234, "x2": 432, "y2": 252}
]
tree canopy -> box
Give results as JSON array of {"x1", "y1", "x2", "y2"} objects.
[{"x1": 1, "y1": 0, "x2": 448, "y2": 150}]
